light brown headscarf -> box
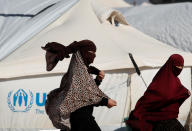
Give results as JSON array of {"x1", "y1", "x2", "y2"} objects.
[{"x1": 45, "y1": 51, "x2": 108, "y2": 130}]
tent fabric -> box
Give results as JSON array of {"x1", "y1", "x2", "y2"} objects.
[
  {"x1": 116, "y1": 3, "x2": 192, "y2": 53},
  {"x1": 0, "y1": 0, "x2": 130, "y2": 79},
  {"x1": 91, "y1": 0, "x2": 132, "y2": 8},
  {"x1": 93, "y1": 72, "x2": 130, "y2": 126},
  {"x1": 1, "y1": 0, "x2": 192, "y2": 79},
  {"x1": 91, "y1": 0, "x2": 128, "y2": 25},
  {"x1": 0, "y1": 0, "x2": 79, "y2": 61},
  {"x1": 98, "y1": 24, "x2": 192, "y2": 67},
  {"x1": 91, "y1": 1, "x2": 192, "y2": 66},
  {"x1": 0, "y1": 129, "x2": 40, "y2": 131},
  {"x1": 91, "y1": 0, "x2": 150, "y2": 7},
  {"x1": 0, "y1": 72, "x2": 129, "y2": 129}
]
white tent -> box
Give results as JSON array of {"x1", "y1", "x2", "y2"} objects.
[
  {"x1": 116, "y1": 2, "x2": 192, "y2": 53},
  {"x1": 0, "y1": 0, "x2": 191, "y2": 131}
]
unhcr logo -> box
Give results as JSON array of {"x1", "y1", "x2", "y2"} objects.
[{"x1": 7, "y1": 89, "x2": 33, "y2": 112}]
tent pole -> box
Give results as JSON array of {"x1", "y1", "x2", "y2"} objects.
[
  {"x1": 129, "y1": 53, "x2": 148, "y2": 88},
  {"x1": 140, "y1": 74, "x2": 148, "y2": 87},
  {"x1": 121, "y1": 74, "x2": 132, "y2": 127}
]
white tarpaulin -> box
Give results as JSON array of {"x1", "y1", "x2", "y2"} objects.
[
  {"x1": 0, "y1": 0, "x2": 78, "y2": 61},
  {"x1": 1, "y1": 0, "x2": 192, "y2": 79},
  {"x1": 0, "y1": 72, "x2": 130, "y2": 130},
  {"x1": 116, "y1": 3, "x2": 192, "y2": 53}
]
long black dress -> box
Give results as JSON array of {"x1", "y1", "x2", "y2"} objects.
[
  {"x1": 70, "y1": 97, "x2": 108, "y2": 131},
  {"x1": 152, "y1": 119, "x2": 185, "y2": 131}
]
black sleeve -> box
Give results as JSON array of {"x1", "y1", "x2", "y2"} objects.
[
  {"x1": 94, "y1": 97, "x2": 108, "y2": 107},
  {"x1": 88, "y1": 66, "x2": 102, "y2": 86},
  {"x1": 94, "y1": 77, "x2": 102, "y2": 86},
  {"x1": 88, "y1": 66, "x2": 100, "y2": 75}
]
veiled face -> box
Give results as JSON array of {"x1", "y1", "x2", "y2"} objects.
[
  {"x1": 169, "y1": 54, "x2": 184, "y2": 76},
  {"x1": 86, "y1": 51, "x2": 96, "y2": 64},
  {"x1": 45, "y1": 51, "x2": 59, "y2": 71},
  {"x1": 173, "y1": 65, "x2": 183, "y2": 76},
  {"x1": 80, "y1": 50, "x2": 96, "y2": 66}
]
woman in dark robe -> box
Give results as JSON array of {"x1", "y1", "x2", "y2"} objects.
[
  {"x1": 42, "y1": 40, "x2": 117, "y2": 131},
  {"x1": 126, "y1": 54, "x2": 191, "y2": 131}
]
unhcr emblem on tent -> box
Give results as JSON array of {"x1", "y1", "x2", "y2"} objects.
[{"x1": 7, "y1": 89, "x2": 33, "y2": 112}]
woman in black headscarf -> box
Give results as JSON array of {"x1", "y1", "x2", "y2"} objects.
[{"x1": 42, "y1": 40, "x2": 117, "y2": 131}]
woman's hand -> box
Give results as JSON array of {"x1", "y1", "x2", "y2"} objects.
[
  {"x1": 96, "y1": 70, "x2": 105, "y2": 81},
  {"x1": 107, "y1": 99, "x2": 117, "y2": 108}
]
